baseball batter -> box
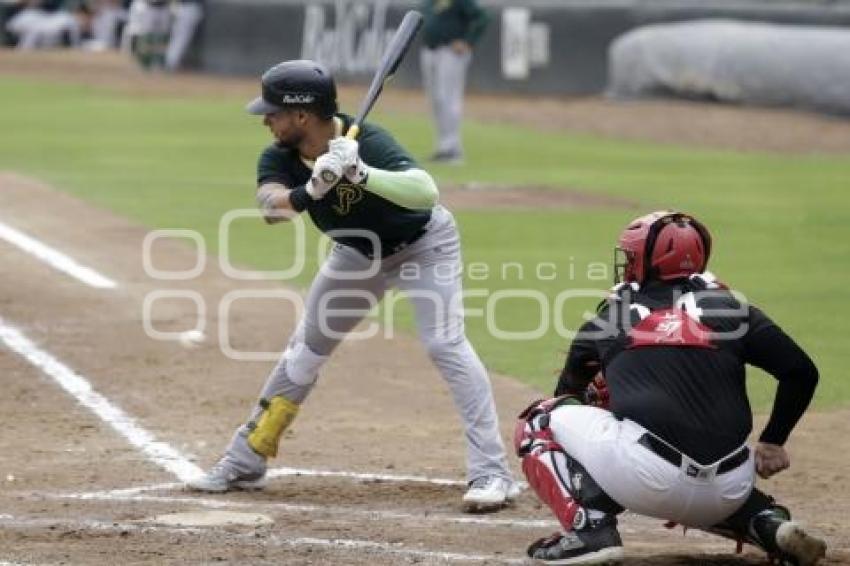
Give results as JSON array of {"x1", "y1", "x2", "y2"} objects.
[
  {"x1": 187, "y1": 59, "x2": 518, "y2": 511},
  {"x1": 516, "y1": 212, "x2": 826, "y2": 564}
]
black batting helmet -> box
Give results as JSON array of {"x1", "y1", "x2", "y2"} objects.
[{"x1": 246, "y1": 59, "x2": 338, "y2": 119}]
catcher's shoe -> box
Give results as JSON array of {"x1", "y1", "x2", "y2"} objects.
[
  {"x1": 751, "y1": 508, "x2": 826, "y2": 566},
  {"x1": 185, "y1": 459, "x2": 267, "y2": 493},
  {"x1": 462, "y1": 476, "x2": 521, "y2": 512},
  {"x1": 527, "y1": 517, "x2": 624, "y2": 565}
]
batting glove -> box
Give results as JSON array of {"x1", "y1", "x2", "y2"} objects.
[
  {"x1": 329, "y1": 136, "x2": 369, "y2": 185},
  {"x1": 307, "y1": 152, "x2": 344, "y2": 200}
]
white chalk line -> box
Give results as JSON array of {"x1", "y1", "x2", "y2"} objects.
[
  {"x1": 0, "y1": 321, "x2": 732, "y2": 555},
  {"x1": 0, "y1": 220, "x2": 116, "y2": 289},
  {"x1": 68, "y1": 481, "x2": 183, "y2": 498},
  {"x1": 47, "y1": 491, "x2": 558, "y2": 530},
  {"x1": 0, "y1": 515, "x2": 526, "y2": 564},
  {"x1": 46, "y1": 491, "x2": 738, "y2": 545},
  {"x1": 0, "y1": 213, "x2": 732, "y2": 561},
  {"x1": 64, "y1": 465, "x2": 521, "y2": 500},
  {"x1": 267, "y1": 465, "x2": 470, "y2": 485},
  {"x1": 0, "y1": 318, "x2": 533, "y2": 532},
  {"x1": 41, "y1": 489, "x2": 737, "y2": 542},
  {"x1": 0, "y1": 318, "x2": 202, "y2": 483}
]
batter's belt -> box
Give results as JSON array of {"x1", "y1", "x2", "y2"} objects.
[{"x1": 638, "y1": 433, "x2": 750, "y2": 476}]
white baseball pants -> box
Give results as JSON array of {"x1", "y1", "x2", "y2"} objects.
[{"x1": 547, "y1": 405, "x2": 755, "y2": 527}]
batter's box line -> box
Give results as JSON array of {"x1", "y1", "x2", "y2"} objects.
[
  {"x1": 1, "y1": 317, "x2": 527, "y2": 496},
  {"x1": 62, "y1": 466, "x2": 528, "y2": 500},
  {"x1": 0, "y1": 514, "x2": 528, "y2": 565},
  {"x1": 36, "y1": 490, "x2": 733, "y2": 540},
  {"x1": 41, "y1": 490, "x2": 558, "y2": 530},
  {"x1": 0, "y1": 220, "x2": 117, "y2": 289}
]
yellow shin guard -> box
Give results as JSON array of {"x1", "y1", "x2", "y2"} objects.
[{"x1": 247, "y1": 396, "x2": 300, "y2": 458}]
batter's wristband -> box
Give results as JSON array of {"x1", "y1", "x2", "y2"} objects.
[{"x1": 288, "y1": 185, "x2": 310, "y2": 213}]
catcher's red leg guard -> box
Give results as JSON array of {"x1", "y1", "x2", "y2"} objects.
[
  {"x1": 522, "y1": 447, "x2": 582, "y2": 531},
  {"x1": 515, "y1": 399, "x2": 582, "y2": 531}
]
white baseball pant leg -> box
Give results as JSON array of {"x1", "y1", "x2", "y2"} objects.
[
  {"x1": 223, "y1": 242, "x2": 388, "y2": 472},
  {"x1": 421, "y1": 46, "x2": 471, "y2": 156},
  {"x1": 547, "y1": 405, "x2": 755, "y2": 527},
  {"x1": 165, "y1": 1, "x2": 203, "y2": 70},
  {"x1": 386, "y1": 206, "x2": 512, "y2": 483}
]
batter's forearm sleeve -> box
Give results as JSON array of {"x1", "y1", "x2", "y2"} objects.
[
  {"x1": 364, "y1": 167, "x2": 438, "y2": 210},
  {"x1": 746, "y1": 325, "x2": 819, "y2": 445}
]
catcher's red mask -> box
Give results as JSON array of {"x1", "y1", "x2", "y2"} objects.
[{"x1": 614, "y1": 211, "x2": 712, "y2": 284}]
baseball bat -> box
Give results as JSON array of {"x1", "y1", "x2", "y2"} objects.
[
  {"x1": 316, "y1": 10, "x2": 423, "y2": 185},
  {"x1": 346, "y1": 9, "x2": 424, "y2": 140}
]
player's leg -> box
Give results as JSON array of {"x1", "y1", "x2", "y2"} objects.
[
  {"x1": 419, "y1": 47, "x2": 441, "y2": 156},
  {"x1": 707, "y1": 488, "x2": 826, "y2": 566},
  {"x1": 148, "y1": 4, "x2": 171, "y2": 69},
  {"x1": 432, "y1": 46, "x2": 470, "y2": 161},
  {"x1": 542, "y1": 403, "x2": 826, "y2": 564},
  {"x1": 187, "y1": 244, "x2": 386, "y2": 492},
  {"x1": 387, "y1": 206, "x2": 514, "y2": 511},
  {"x1": 516, "y1": 398, "x2": 625, "y2": 564},
  {"x1": 164, "y1": 1, "x2": 202, "y2": 70},
  {"x1": 127, "y1": 0, "x2": 156, "y2": 67}
]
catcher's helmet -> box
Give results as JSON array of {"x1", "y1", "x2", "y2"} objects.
[
  {"x1": 615, "y1": 211, "x2": 712, "y2": 284},
  {"x1": 246, "y1": 59, "x2": 338, "y2": 119}
]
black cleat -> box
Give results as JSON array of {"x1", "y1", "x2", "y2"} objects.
[
  {"x1": 527, "y1": 517, "x2": 624, "y2": 564},
  {"x1": 751, "y1": 507, "x2": 827, "y2": 566}
]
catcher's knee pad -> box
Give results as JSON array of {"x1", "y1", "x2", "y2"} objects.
[
  {"x1": 513, "y1": 396, "x2": 584, "y2": 456},
  {"x1": 247, "y1": 395, "x2": 299, "y2": 458},
  {"x1": 283, "y1": 341, "x2": 329, "y2": 386}
]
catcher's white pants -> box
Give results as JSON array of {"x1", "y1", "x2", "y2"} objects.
[{"x1": 547, "y1": 405, "x2": 755, "y2": 527}]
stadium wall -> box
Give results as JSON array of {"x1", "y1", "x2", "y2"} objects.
[{"x1": 198, "y1": 0, "x2": 850, "y2": 95}]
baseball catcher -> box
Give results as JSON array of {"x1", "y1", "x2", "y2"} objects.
[{"x1": 516, "y1": 211, "x2": 826, "y2": 564}]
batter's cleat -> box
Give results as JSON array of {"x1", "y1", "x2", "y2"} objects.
[
  {"x1": 527, "y1": 517, "x2": 624, "y2": 565},
  {"x1": 185, "y1": 460, "x2": 267, "y2": 493},
  {"x1": 751, "y1": 508, "x2": 827, "y2": 566},
  {"x1": 462, "y1": 476, "x2": 521, "y2": 512}
]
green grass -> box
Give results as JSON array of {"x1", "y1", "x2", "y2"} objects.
[{"x1": 2, "y1": 76, "x2": 848, "y2": 409}]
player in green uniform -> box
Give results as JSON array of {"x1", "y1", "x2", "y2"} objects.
[{"x1": 187, "y1": 59, "x2": 518, "y2": 512}]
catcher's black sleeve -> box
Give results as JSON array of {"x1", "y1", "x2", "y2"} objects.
[
  {"x1": 744, "y1": 307, "x2": 819, "y2": 445},
  {"x1": 554, "y1": 319, "x2": 603, "y2": 396}
]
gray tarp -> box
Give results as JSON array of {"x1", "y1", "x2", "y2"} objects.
[{"x1": 608, "y1": 19, "x2": 850, "y2": 114}]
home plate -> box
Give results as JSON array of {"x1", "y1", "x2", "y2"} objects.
[{"x1": 148, "y1": 510, "x2": 274, "y2": 527}]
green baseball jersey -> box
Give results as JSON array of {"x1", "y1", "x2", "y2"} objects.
[
  {"x1": 421, "y1": 0, "x2": 489, "y2": 49},
  {"x1": 257, "y1": 114, "x2": 432, "y2": 258}
]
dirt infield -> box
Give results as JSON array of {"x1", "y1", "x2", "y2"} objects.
[
  {"x1": 0, "y1": 175, "x2": 848, "y2": 565},
  {"x1": 1, "y1": 51, "x2": 848, "y2": 564}
]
